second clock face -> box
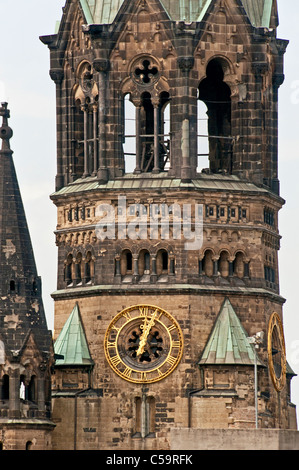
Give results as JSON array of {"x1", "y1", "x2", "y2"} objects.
[{"x1": 104, "y1": 305, "x2": 184, "y2": 384}]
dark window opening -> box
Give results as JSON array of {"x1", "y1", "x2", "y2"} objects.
[
  {"x1": 26, "y1": 441, "x2": 33, "y2": 450},
  {"x1": 126, "y1": 252, "x2": 133, "y2": 272},
  {"x1": 198, "y1": 58, "x2": 232, "y2": 174},
  {"x1": 9, "y1": 280, "x2": 15, "y2": 292},
  {"x1": 2, "y1": 375, "x2": 9, "y2": 400}
]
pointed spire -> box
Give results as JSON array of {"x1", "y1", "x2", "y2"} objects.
[
  {"x1": 0, "y1": 102, "x2": 13, "y2": 153},
  {"x1": 199, "y1": 298, "x2": 264, "y2": 366},
  {"x1": 54, "y1": 303, "x2": 94, "y2": 366},
  {"x1": 0, "y1": 103, "x2": 50, "y2": 352}
]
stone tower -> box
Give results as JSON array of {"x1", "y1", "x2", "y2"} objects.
[
  {"x1": 0, "y1": 103, "x2": 54, "y2": 450},
  {"x1": 41, "y1": 0, "x2": 297, "y2": 450}
]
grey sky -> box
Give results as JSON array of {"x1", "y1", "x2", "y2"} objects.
[{"x1": 0, "y1": 0, "x2": 298, "y2": 422}]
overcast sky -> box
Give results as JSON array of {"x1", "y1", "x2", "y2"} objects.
[{"x1": 0, "y1": 0, "x2": 298, "y2": 421}]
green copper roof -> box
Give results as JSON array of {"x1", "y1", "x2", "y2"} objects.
[
  {"x1": 78, "y1": 0, "x2": 276, "y2": 27},
  {"x1": 80, "y1": 0, "x2": 125, "y2": 24},
  {"x1": 54, "y1": 303, "x2": 93, "y2": 366},
  {"x1": 199, "y1": 298, "x2": 262, "y2": 366},
  {"x1": 160, "y1": 0, "x2": 211, "y2": 22},
  {"x1": 241, "y1": 0, "x2": 275, "y2": 28}
]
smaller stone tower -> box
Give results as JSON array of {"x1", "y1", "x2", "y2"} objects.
[{"x1": 0, "y1": 103, "x2": 54, "y2": 450}]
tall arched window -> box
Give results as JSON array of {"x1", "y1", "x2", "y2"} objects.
[
  {"x1": 198, "y1": 58, "x2": 232, "y2": 174},
  {"x1": 197, "y1": 100, "x2": 209, "y2": 172},
  {"x1": 120, "y1": 249, "x2": 133, "y2": 283},
  {"x1": 123, "y1": 94, "x2": 136, "y2": 173},
  {"x1": 156, "y1": 249, "x2": 168, "y2": 276},
  {"x1": 65, "y1": 254, "x2": 73, "y2": 286}
]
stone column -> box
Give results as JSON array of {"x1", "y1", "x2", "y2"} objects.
[
  {"x1": 177, "y1": 56, "x2": 195, "y2": 182},
  {"x1": 50, "y1": 69, "x2": 64, "y2": 190},
  {"x1": 82, "y1": 104, "x2": 89, "y2": 177},
  {"x1": 152, "y1": 104, "x2": 160, "y2": 173},
  {"x1": 93, "y1": 59, "x2": 110, "y2": 183},
  {"x1": 92, "y1": 103, "x2": 98, "y2": 176},
  {"x1": 134, "y1": 104, "x2": 142, "y2": 173},
  {"x1": 9, "y1": 370, "x2": 20, "y2": 418}
]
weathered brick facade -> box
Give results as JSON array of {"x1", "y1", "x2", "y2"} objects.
[{"x1": 40, "y1": 0, "x2": 297, "y2": 450}]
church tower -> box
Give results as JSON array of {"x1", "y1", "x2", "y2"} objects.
[
  {"x1": 41, "y1": 0, "x2": 297, "y2": 450},
  {"x1": 0, "y1": 103, "x2": 54, "y2": 450}
]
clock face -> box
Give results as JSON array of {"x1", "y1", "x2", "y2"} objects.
[
  {"x1": 104, "y1": 305, "x2": 183, "y2": 384},
  {"x1": 267, "y1": 312, "x2": 286, "y2": 392}
]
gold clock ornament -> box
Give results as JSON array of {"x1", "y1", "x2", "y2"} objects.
[
  {"x1": 267, "y1": 312, "x2": 287, "y2": 392},
  {"x1": 104, "y1": 304, "x2": 184, "y2": 384}
]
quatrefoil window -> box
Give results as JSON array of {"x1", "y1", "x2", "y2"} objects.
[{"x1": 131, "y1": 57, "x2": 160, "y2": 86}]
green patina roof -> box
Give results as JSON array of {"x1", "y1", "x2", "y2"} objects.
[
  {"x1": 80, "y1": 0, "x2": 125, "y2": 24},
  {"x1": 78, "y1": 0, "x2": 276, "y2": 27},
  {"x1": 160, "y1": 0, "x2": 211, "y2": 22},
  {"x1": 51, "y1": 172, "x2": 272, "y2": 198},
  {"x1": 54, "y1": 303, "x2": 94, "y2": 366},
  {"x1": 241, "y1": 0, "x2": 275, "y2": 28},
  {"x1": 199, "y1": 298, "x2": 263, "y2": 366}
]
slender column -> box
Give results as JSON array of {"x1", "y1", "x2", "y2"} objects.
[
  {"x1": 82, "y1": 104, "x2": 89, "y2": 177},
  {"x1": 93, "y1": 59, "x2": 110, "y2": 183},
  {"x1": 9, "y1": 371, "x2": 20, "y2": 418},
  {"x1": 134, "y1": 105, "x2": 142, "y2": 173},
  {"x1": 133, "y1": 257, "x2": 139, "y2": 283},
  {"x1": 37, "y1": 375, "x2": 46, "y2": 418},
  {"x1": 49, "y1": 69, "x2": 64, "y2": 190},
  {"x1": 152, "y1": 105, "x2": 160, "y2": 173},
  {"x1": 150, "y1": 255, "x2": 157, "y2": 283},
  {"x1": 212, "y1": 256, "x2": 219, "y2": 277},
  {"x1": 92, "y1": 104, "x2": 98, "y2": 176},
  {"x1": 177, "y1": 56, "x2": 194, "y2": 182},
  {"x1": 115, "y1": 256, "x2": 121, "y2": 283}
]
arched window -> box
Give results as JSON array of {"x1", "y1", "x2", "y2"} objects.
[
  {"x1": 156, "y1": 249, "x2": 168, "y2": 276},
  {"x1": 120, "y1": 250, "x2": 133, "y2": 281},
  {"x1": 65, "y1": 254, "x2": 73, "y2": 286},
  {"x1": 123, "y1": 89, "x2": 171, "y2": 174},
  {"x1": 198, "y1": 58, "x2": 232, "y2": 174},
  {"x1": 123, "y1": 94, "x2": 136, "y2": 173},
  {"x1": 26, "y1": 441, "x2": 33, "y2": 450},
  {"x1": 73, "y1": 62, "x2": 99, "y2": 179}
]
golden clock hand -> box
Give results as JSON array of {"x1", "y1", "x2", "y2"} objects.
[{"x1": 137, "y1": 310, "x2": 157, "y2": 356}]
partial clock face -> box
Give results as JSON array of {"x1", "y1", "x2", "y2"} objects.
[
  {"x1": 267, "y1": 312, "x2": 286, "y2": 392},
  {"x1": 104, "y1": 305, "x2": 183, "y2": 384}
]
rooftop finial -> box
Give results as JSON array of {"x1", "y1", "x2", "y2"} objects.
[{"x1": 0, "y1": 102, "x2": 13, "y2": 152}]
